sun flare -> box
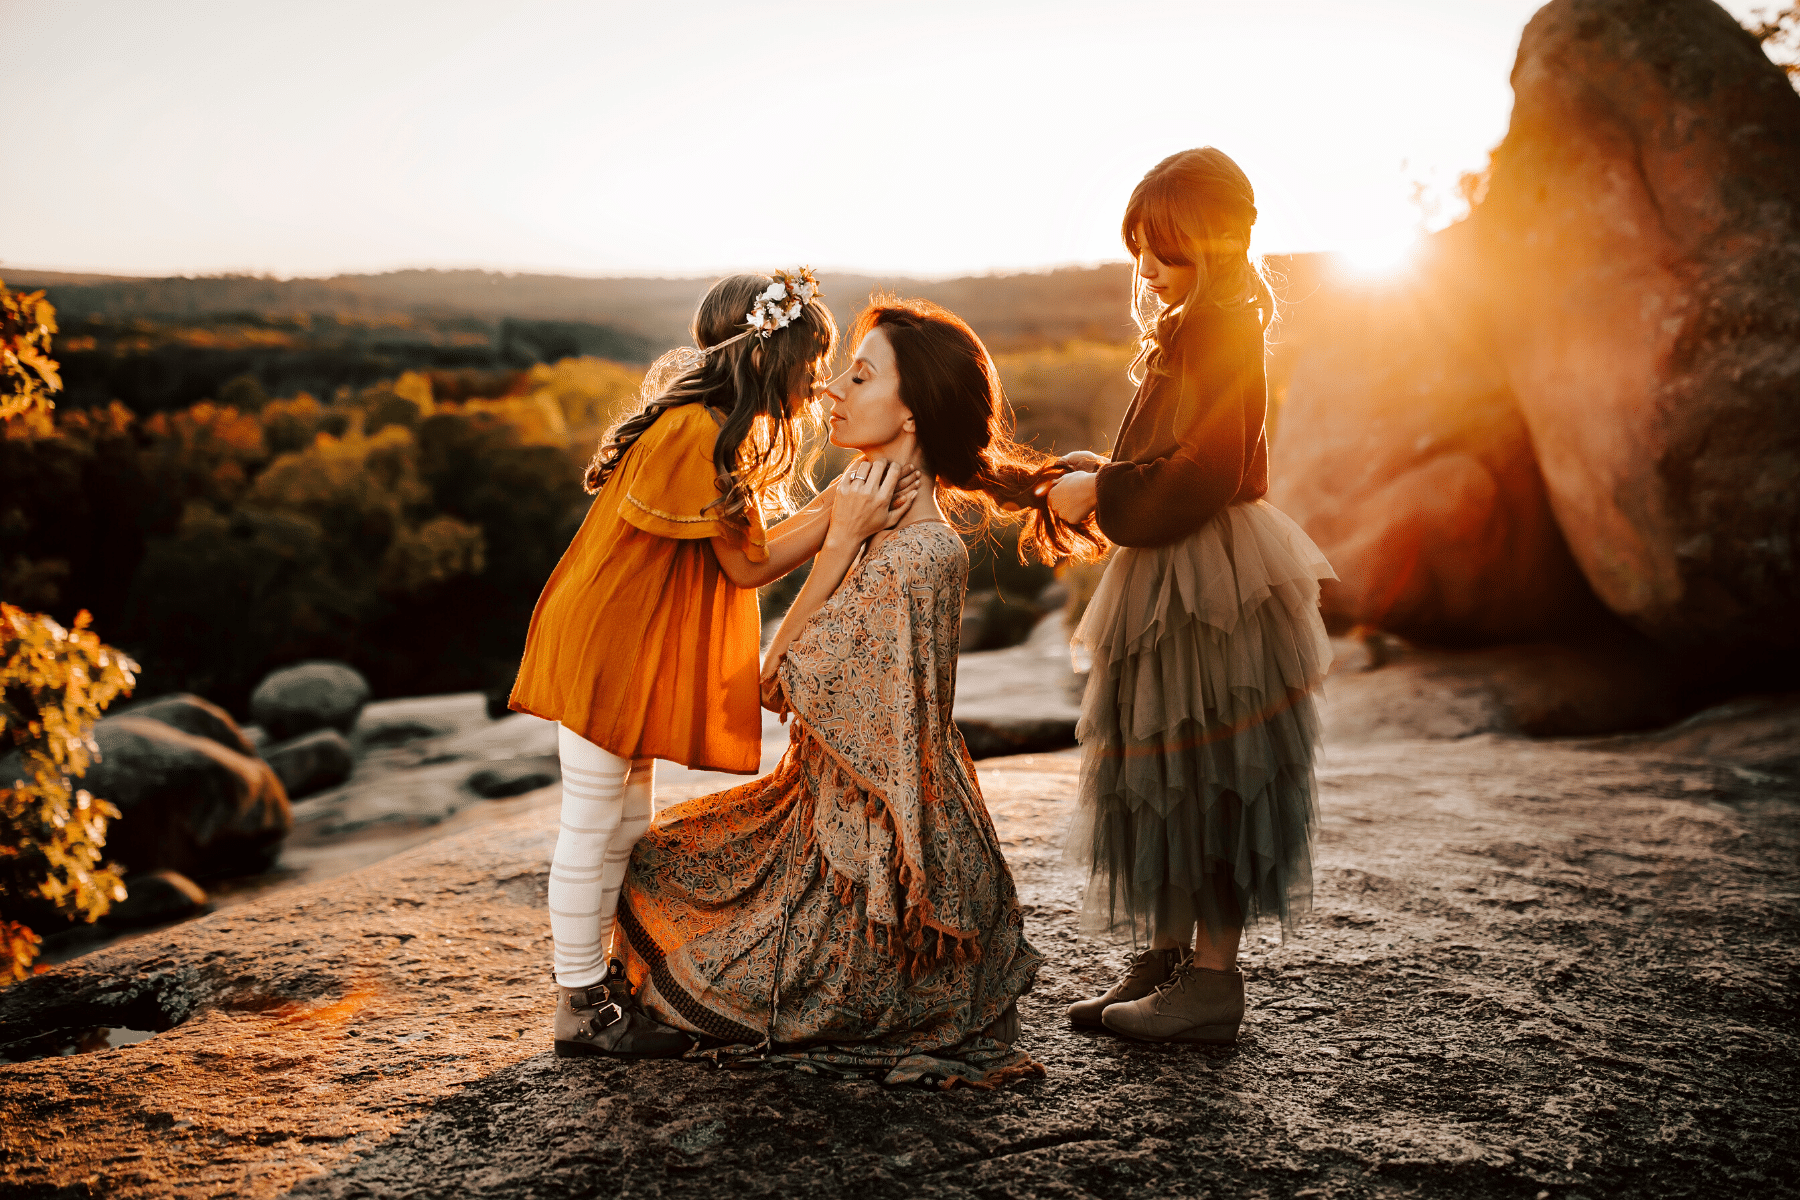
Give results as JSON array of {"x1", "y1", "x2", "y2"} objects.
[{"x1": 1334, "y1": 233, "x2": 1423, "y2": 279}]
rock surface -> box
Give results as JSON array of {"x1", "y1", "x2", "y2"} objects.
[
  {"x1": 82, "y1": 716, "x2": 291, "y2": 879},
  {"x1": 263, "y1": 728, "x2": 355, "y2": 801},
  {"x1": 250, "y1": 661, "x2": 373, "y2": 743},
  {"x1": 2, "y1": 700, "x2": 1796, "y2": 1198},
  {"x1": 1470, "y1": 0, "x2": 1800, "y2": 665},
  {"x1": 116, "y1": 693, "x2": 261, "y2": 759}
]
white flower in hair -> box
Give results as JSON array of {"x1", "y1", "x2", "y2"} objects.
[{"x1": 732, "y1": 266, "x2": 822, "y2": 339}]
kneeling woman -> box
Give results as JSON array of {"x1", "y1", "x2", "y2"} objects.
[{"x1": 616, "y1": 298, "x2": 1104, "y2": 1086}]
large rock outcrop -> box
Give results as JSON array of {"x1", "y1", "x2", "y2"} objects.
[
  {"x1": 1272, "y1": 0, "x2": 1800, "y2": 677},
  {"x1": 1270, "y1": 230, "x2": 1608, "y2": 645},
  {"x1": 1470, "y1": 0, "x2": 1800, "y2": 663}
]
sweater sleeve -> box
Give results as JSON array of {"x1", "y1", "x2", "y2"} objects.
[{"x1": 1092, "y1": 322, "x2": 1262, "y2": 548}]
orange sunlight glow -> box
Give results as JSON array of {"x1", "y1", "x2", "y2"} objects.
[{"x1": 1332, "y1": 232, "x2": 1424, "y2": 280}]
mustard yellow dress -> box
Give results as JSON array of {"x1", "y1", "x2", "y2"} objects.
[{"x1": 509, "y1": 403, "x2": 768, "y2": 774}]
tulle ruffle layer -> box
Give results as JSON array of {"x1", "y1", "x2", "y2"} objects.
[{"x1": 1069, "y1": 501, "x2": 1335, "y2": 938}]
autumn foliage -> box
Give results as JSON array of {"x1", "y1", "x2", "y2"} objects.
[
  {"x1": 1, "y1": 280, "x2": 61, "y2": 423},
  {"x1": 0, "y1": 606, "x2": 137, "y2": 982}
]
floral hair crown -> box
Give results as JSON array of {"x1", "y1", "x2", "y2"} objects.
[{"x1": 704, "y1": 267, "x2": 821, "y2": 356}]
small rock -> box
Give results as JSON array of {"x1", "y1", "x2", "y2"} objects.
[
  {"x1": 250, "y1": 661, "x2": 372, "y2": 742},
  {"x1": 959, "y1": 591, "x2": 994, "y2": 652},
  {"x1": 484, "y1": 686, "x2": 515, "y2": 721},
  {"x1": 117, "y1": 694, "x2": 260, "y2": 758},
  {"x1": 105, "y1": 871, "x2": 209, "y2": 928},
  {"x1": 466, "y1": 761, "x2": 559, "y2": 799},
  {"x1": 960, "y1": 591, "x2": 1042, "y2": 653},
  {"x1": 263, "y1": 729, "x2": 355, "y2": 800},
  {"x1": 956, "y1": 717, "x2": 1077, "y2": 760},
  {"x1": 82, "y1": 716, "x2": 291, "y2": 879},
  {"x1": 356, "y1": 719, "x2": 447, "y2": 749}
]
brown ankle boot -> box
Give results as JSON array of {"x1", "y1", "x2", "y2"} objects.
[
  {"x1": 1099, "y1": 955, "x2": 1244, "y2": 1044},
  {"x1": 1066, "y1": 947, "x2": 1184, "y2": 1029},
  {"x1": 554, "y1": 960, "x2": 691, "y2": 1059}
]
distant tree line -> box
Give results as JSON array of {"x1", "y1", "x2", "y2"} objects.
[
  {"x1": 45, "y1": 309, "x2": 655, "y2": 416},
  {"x1": 2, "y1": 360, "x2": 639, "y2": 714}
]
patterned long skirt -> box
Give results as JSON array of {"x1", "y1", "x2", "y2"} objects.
[{"x1": 617, "y1": 730, "x2": 1044, "y2": 1087}]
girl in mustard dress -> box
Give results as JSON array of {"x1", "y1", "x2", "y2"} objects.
[{"x1": 509, "y1": 269, "x2": 915, "y2": 1057}]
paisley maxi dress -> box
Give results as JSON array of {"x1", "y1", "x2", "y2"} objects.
[{"x1": 617, "y1": 522, "x2": 1044, "y2": 1086}]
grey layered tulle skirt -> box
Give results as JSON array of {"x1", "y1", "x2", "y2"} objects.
[{"x1": 1068, "y1": 500, "x2": 1335, "y2": 939}]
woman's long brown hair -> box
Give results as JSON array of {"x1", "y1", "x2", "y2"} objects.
[
  {"x1": 585, "y1": 274, "x2": 836, "y2": 522},
  {"x1": 851, "y1": 296, "x2": 1107, "y2": 565}
]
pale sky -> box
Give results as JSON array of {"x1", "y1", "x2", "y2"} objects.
[{"x1": 0, "y1": 0, "x2": 1772, "y2": 279}]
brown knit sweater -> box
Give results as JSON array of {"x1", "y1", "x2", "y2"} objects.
[{"x1": 1094, "y1": 304, "x2": 1269, "y2": 548}]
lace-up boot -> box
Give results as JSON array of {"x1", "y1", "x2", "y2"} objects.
[
  {"x1": 1066, "y1": 947, "x2": 1185, "y2": 1029},
  {"x1": 1100, "y1": 955, "x2": 1244, "y2": 1044},
  {"x1": 554, "y1": 960, "x2": 691, "y2": 1059}
]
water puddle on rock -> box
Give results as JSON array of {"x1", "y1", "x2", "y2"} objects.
[{"x1": 0, "y1": 1024, "x2": 160, "y2": 1063}]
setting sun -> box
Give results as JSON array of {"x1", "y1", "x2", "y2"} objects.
[{"x1": 1332, "y1": 231, "x2": 1424, "y2": 279}]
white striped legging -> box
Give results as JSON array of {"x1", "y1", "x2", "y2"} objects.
[{"x1": 550, "y1": 724, "x2": 654, "y2": 988}]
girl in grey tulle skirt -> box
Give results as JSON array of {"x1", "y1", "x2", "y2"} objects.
[
  {"x1": 1048, "y1": 146, "x2": 1336, "y2": 1044},
  {"x1": 1068, "y1": 500, "x2": 1334, "y2": 941}
]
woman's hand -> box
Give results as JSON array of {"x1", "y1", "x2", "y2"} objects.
[
  {"x1": 759, "y1": 654, "x2": 790, "y2": 720},
  {"x1": 825, "y1": 459, "x2": 907, "y2": 549},
  {"x1": 1047, "y1": 470, "x2": 1099, "y2": 523}
]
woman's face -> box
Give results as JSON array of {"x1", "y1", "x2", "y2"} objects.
[
  {"x1": 825, "y1": 327, "x2": 913, "y2": 452},
  {"x1": 1135, "y1": 225, "x2": 1197, "y2": 306}
]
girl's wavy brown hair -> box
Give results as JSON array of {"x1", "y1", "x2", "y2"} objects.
[
  {"x1": 851, "y1": 296, "x2": 1107, "y2": 566},
  {"x1": 1123, "y1": 146, "x2": 1274, "y2": 383},
  {"x1": 585, "y1": 274, "x2": 836, "y2": 522}
]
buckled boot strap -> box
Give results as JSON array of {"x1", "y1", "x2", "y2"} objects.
[{"x1": 578, "y1": 1001, "x2": 626, "y2": 1038}]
